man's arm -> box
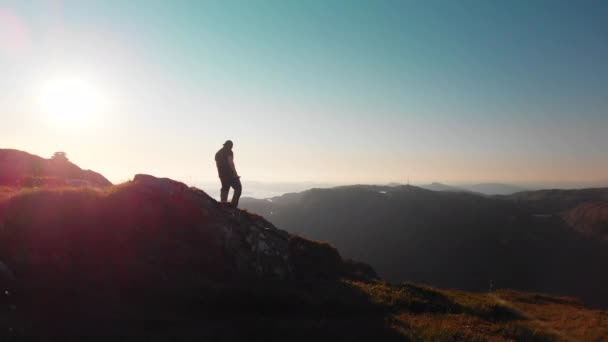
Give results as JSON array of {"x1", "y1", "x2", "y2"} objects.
[{"x1": 227, "y1": 155, "x2": 239, "y2": 178}]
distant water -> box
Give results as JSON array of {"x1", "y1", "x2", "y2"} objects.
[
  {"x1": 192, "y1": 181, "x2": 335, "y2": 200},
  {"x1": 203, "y1": 187, "x2": 286, "y2": 200}
]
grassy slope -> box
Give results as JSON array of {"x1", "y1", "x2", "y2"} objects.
[{"x1": 356, "y1": 281, "x2": 608, "y2": 341}]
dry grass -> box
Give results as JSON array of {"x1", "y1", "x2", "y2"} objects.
[
  {"x1": 347, "y1": 280, "x2": 607, "y2": 341},
  {"x1": 498, "y1": 290, "x2": 608, "y2": 341},
  {"x1": 391, "y1": 313, "x2": 548, "y2": 342}
]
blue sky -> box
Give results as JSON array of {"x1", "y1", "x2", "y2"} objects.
[{"x1": 1, "y1": 0, "x2": 607, "y2": 185}]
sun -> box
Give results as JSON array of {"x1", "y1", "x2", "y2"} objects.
[{"x1": 38, "y1": 76, "x2": 106, "y2": 126}]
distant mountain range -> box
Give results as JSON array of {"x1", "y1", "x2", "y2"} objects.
[
  {"x1": 417, "y1": 182, "x2": 473, "y2": 193},
  {"x1": 200, "y1": 180, "x2": 604, "y2": 201},
  {"x1": 462, "y1": 183, "x2": 530, "y2": 195},
  {"x1": 241, "y1": 184, "x2": 608, "y2": 308},
  {"x1": 416, "y1": 182, "x2": 529, "y2": 195}
]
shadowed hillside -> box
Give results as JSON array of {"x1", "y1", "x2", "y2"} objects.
[
  {"x1": 503, "y1": 188, "x2": 608, "y2": 242},
  {"x1": 241, "y1": 185, "x2": 608, "y2": 308}
]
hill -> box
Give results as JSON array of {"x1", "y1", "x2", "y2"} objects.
[
  {"x1": 241, "y1": 185, "x2": 608, "y2": 308},
  {"x1": 0, "y1": 176, "x2": 605, "y2": 339},
  {"x1": 0, "y1": 149, "x2": 111, "y2": 188}
]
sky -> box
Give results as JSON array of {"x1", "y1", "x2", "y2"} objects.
[{"x1": 1, "y1": 0, "x2": 607, "y2": 187}]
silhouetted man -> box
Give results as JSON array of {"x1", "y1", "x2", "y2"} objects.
[{"x1": 215, "y1": 140, "x2": 241, "y2": 207}]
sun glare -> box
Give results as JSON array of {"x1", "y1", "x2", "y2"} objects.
[{"x1": 38, "y1": 76, "x2": 106, "y2": 126}]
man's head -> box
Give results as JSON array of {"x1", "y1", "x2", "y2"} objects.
[{"x1": 223, "y1": 140, "x2": 233, "y2": 149}]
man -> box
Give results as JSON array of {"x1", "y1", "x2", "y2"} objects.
[{"x1": 215, "y1": 140, "x2": 242, "y2": 207}]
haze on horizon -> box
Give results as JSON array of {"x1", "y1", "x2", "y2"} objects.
[{"x1": 1, "y1": 1, "x2": 607, "y2": 187}]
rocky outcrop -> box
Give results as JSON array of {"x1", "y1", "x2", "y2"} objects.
[
  {"x1": 129, "y1": 174, "x2": 295, "y2": 280},
  {"x1": 0, "y1": 149, "x2": 112, "y2": 188}
]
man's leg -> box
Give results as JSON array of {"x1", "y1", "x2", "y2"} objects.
[
  {"x1": 230, "y1": 177, "x2": 242, "y2": 208},
  {"x1": 220, "y1": 177, "x2": 230, "y2": 203}
]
